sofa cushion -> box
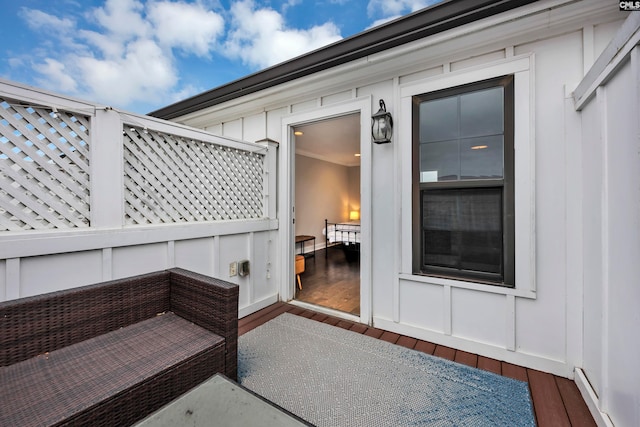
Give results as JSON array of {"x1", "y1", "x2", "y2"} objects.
[{"x1": 0, "y1": 312, "x2": 224, "y2": 427}]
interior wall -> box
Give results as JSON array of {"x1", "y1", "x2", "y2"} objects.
[
  {"x1": 295, "y1": 154, "x2": 347, "y2": 247},
  {"x1": 294, "y1": 154, "x2": 361, "y2": 249},
  {"x1": 347, "y1": 166, "x2": 361, "y2": 216}
]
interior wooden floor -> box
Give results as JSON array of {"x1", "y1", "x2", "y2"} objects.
[
  {"x1": 240, "y1": 302, "x2": 597, "y2": 427},
  {"x1": 294, "y1": 247, "x2": 360, "y2": 315}
]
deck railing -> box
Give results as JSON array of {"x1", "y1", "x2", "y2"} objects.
[
  {"x1": 0, "y1": 79, "x2": 278, "y2": 307},
  {"x1": 0, "y1": 98, "x2": 91, "y2": 231},
  {"x1": 0, "y1": 90, "x2": 270, "y2": 231}
]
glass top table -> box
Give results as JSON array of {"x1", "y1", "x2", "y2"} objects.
[{"x1": 134, "y1": 373, "x2": 314, "y2": 427}]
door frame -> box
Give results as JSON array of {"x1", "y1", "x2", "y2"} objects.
[{"x1": 279, "y1": 97, "x2": 373, "y2": 324}]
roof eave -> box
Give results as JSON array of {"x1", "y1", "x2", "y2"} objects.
[{"x1": 149, "y1": 0, "x2": 538, "y2": 120}]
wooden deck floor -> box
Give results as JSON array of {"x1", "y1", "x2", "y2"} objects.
[
  {"x1": 239, "y1": 302, "x2": 596, "y2": 427},
  {"x1": 295, "y1": 247, "x2": 360, "y2": 315}
]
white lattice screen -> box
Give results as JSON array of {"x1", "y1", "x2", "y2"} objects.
[
  {"x1": 123, "y1": 127, "x2": 265, "y2": 225},
  {"x1": 0, "y1": 98, "x2": 91, "y2": 231}
]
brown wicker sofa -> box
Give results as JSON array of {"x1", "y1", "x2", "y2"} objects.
[{"x1": 0, "y1": 268, "x2": 239, "y2": 427}]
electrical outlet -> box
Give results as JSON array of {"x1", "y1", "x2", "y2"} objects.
[
  {"x1": 238, "y1": 260, "x2": 250, "y2": 277},
  {"x1": 229, "y1": 261, "x2": 237, "y2": 277}
]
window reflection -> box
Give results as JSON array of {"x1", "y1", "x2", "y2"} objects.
[{"x1": 419, "y1": 86, "x2": 504, "y2": 182}]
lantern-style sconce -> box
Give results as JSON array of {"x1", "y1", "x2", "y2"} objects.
[{"x1": 371, "y1": 99, "x2": 393, "y2": 144}]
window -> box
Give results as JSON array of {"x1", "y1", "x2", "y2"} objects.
[{"x1": 413, "y1": 76, "x2": 514, "y2": 287}]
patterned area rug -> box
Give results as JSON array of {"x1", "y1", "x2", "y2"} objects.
[{"x1": 239, "y1": 313, "x2": 536, "y2": 427}]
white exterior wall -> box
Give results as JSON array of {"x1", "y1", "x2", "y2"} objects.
[
  {"x1": 174, "y1": 0, "x2": 622, "y2": 380},
  {"x1": 577, "y1": 43, "x2": 640, "y2": 427},
  {"x1": 0, "y1": 228, "x2": 279, "y2": 318}
]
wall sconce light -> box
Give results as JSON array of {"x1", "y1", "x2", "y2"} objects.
[
  {"x1": 349, "y1": 210, "x2": 360, "y2": 221},
  {"x1": 371, "y1": 99, "x2": 393, "y2": 144}
]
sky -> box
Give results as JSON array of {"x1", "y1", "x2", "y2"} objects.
[{"x1": 0, "y1": 0, "x2": 440, "y2": 114}]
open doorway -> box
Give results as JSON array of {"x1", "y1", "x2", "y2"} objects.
[{"x1": 293, "y1": 113, "x2": 361, "y2": 316}]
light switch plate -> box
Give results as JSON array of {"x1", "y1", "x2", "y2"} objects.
[{"x1": 229, "y1": 262, "x2": 237, "y2": 277}]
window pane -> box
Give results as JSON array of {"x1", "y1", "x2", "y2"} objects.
[
  {"x1": 422, "y1": 188, "x2": 502, "y2": 275},
  {"x1": 419, "y1": 87, "x2": 504, "y2": 182},
  {"x1": 422, "y1": 191, "x2": 457, "y2": 268},
  {"x1": 460, "y1": 87, "x2": 503, "y2": 138},
  {"x1": 420, "y1": 140, "x2": 459, "y2": 181},
  {"x1": 419, "y1": 96, "x2": 458, "y2": 142},
  {"x1": 460, "y1": 135, "x2": 503, "y2": 179},
  {"x1": 457, "y1": 189, "x2": 502, "y2": 273}
]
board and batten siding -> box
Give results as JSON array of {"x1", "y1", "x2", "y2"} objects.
[
  {"x1": 173, "y1": 0, "x2": 623, "y2": 384},
  {"x1": 574, "y1": 12, "x2": 640, "y2": 425}
]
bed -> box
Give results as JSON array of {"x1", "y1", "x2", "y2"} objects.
[{"x1": 324, "y1": 219, "x2": 361, "y2": 261}]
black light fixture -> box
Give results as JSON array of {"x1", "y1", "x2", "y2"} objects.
[{"x1": 371, "y1": 99, "x2": 393, "y2": 144}]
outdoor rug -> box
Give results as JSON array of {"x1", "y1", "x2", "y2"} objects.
[{"x1": 238, "y1": 313, "x2": 536, "y2": 427}]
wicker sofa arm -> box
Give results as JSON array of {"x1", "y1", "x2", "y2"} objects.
[{"x1": 168, "y1": 268, "x2": 239, "y2": 379}]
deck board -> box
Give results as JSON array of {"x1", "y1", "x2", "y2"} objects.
[
  {"x1": 379, "y1": 331, "x2": 400, "y2": 344},
  {"x1": 238, "y1": 301, "x2": 289, "y2": 335},
  {"x1": 238, "y1": 303, "x2": 596, "y2": 427},
  {"x1": 528, "y1": 369, "x2": 571, "y2": 427},
  {"x1": 349, "y1": 323, "x2": 368, "y2": 334},
  {"x1": 477, "y1": 356, "x2": 502, "y2": 375},
  {"x1": 433, "y1": 345, "x2": 456, "y2": 361},
  {"x1": 363, "y1": 327, "x2": 384, "y2": 339},
  {"x1": 555, "y1": 376, "x2": 597, "y2": 427},
  {"x1": 396, "y1": 335, "x2": 418, "y2": 349},
  {"x1": 414, "y1": 340, "x2": 436, "y2": 355},
  {"x1": 502, "y1": 362, "x2": 528, "y2": 382},
  {"x1": 454, "y1": 350, "x2": 478, "y2": 368}
]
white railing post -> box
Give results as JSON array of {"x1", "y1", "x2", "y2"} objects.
[
  {"x1": 91, "y1": 108, "x2": 124, "y2": 228},
  {"x1": 256, "y1": 139, "x2": 279, "y2": 220}
]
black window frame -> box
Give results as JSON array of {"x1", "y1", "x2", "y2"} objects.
[{"x1": 412, "y1": 75, "x2": 515, "y2": 287}]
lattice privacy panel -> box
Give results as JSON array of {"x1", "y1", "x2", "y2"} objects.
[
  {"x1": 123, "y1": 127, "x2": 264, "y2": 225},
  {"x1": 0, "y1": 98, "x2": 90, "y2": 231}
]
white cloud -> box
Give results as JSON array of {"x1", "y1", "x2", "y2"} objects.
[
  {"x1": 33, "y1": 59, "x2": 78, "y2": 93},
  {"x1": 20, "y1": 0, "x2": 224, "y2": 110},
  {"x1": 20, "y1": 8, "x2": 76, "y2": 33},
  {"x1": 79, "y1": 29, "x2": 126, "y2": 59},
  {"x1": 282, "y1": 0, "x2": 302, "y2": 12},
  {"x1": 148, "y1": 1, "x2": 224, "y2": 56},
  {"x1": 76, "y1": 39, "x2": 177, "y2": 106},
  {"x1": 19, "y1": 8, "x2": 88, "y2": 54},
  {"x1": 92, "y1": 0, "x2": 151, "y2": 40},
  {"x1": 14, "y1": 0, "x2": 345, "y2": 111},
  {"x1": 224, "y1": 0, "x2": 342, "y2": 69}
]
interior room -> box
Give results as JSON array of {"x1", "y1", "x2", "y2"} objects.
[{"x1": 293, "y1": 113, "x2": 361, "y2": 315}]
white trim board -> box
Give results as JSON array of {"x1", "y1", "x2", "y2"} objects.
[
  {"x1": 574, "y1": 12, "x2": 640, "y2": 110},
  {"x1": 574, "y1": 368, "x2": 615, "y2": 427},
  {"x1": 280, "y1": 97, "x2": 373, "y2": 325}
]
